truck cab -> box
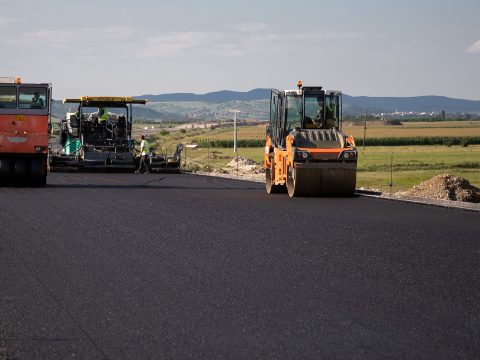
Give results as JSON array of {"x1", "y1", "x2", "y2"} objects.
[{"x1": 0, "y1": 77, "x2": 52, "y2": 186}]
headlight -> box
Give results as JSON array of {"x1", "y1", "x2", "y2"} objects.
[
  {"x1": 340, "y1": 150, "x2": 357, "y2": 160},
  {"x1": 295, "y1": 150, "x2": 309, "y2": 159}
]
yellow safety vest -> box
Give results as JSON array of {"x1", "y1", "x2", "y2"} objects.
[
  {"x1": 141, "y1": 140, "x2": 149, "y2": 154},
  {"x1": 99, "y1": 108, "x2": 109, "y2": 122}
]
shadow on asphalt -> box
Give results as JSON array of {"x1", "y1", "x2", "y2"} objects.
[{"x1": 47, "y1": 184, "x2": 263, "y2": 190}]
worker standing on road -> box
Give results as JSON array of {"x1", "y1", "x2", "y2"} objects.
[{"x1": 136, "y1": 134, "x2": 150, "y2": 174}]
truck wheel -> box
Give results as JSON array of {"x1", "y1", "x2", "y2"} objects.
[
  {"x1": 31, "y1": 158, "x2": 47, "y2": 187},
  {"x1": 0, "y1": 159, "x2": 12, "y2": 185},
  {"x1": 14, "y1": 159, "x2": 27, "y2": 185}
]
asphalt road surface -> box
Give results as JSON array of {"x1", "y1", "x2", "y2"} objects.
[{"x1": 1, "y1": 173, "x2": 479, "y2": 359}]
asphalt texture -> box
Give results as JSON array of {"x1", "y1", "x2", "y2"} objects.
[{"x1": 1, "y1": 172, "x2": 479, "y2": 359}]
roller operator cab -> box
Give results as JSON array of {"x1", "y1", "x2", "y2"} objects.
[
  {"x1": 264, "y1": 81, "x2": 357, "y2": 197},
  {"x1": 48, "y1": 96, "x2": 147, "y2": 172},
  {"x1": 0, "y1": 77, "x2": 52, "y2": 186}
]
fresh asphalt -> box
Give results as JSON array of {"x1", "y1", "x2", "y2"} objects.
[{"x1": 1, "y1": 173, "x2": 479, "y2": 359}]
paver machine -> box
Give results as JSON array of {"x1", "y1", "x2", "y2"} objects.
[
  {"x1": 0, "y1": 77, "x2": 52, "y2": 186},
  {"x1": 149, "y1": 143, "x2": 184, "y2": 173},
  {"x1": 264, "y1": 81, "x2": 357, "y2": 197},
  {"x1": 49, "y1": 96, "x2": 147, "y2": 172}
]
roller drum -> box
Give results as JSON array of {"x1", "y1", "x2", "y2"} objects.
[{"x1": 287, "y1": 163, "x2": 356, "y2": 197}]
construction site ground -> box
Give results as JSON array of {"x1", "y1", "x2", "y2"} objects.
[{"x1": 195, "y1": 157, "x2": 480, "y2": 212}]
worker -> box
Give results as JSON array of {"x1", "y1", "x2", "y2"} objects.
[
  {"x1": 313, "y1": 97, "x2": 324, "y2": 128},
  {"x1": 31, "y1": 92, "x2": 44, "y2": 108},
  {"x1": 136, "y1": 134, "x2": 150, "y2": 174},
  {"x1": 98, "y1": 107, "x2": 109, "y2": 123},
  {"x1": 325, "y1": 103, "x2": 336, "y2": 129}
]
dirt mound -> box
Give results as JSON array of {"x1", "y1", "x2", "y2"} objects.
[
  {"x1": 227, "y1": 157, "x2": 257, "y2": 167},
  {"x1": 226, "y1": 157, "x2": 265, "y2": 175},
  {"x1": 397, "y1": 174, "x2": 480, "y2": 203}
]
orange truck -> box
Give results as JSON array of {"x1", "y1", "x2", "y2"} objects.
[{"x1": 0, "y1": 77, "x2": 52, "y2": 186}]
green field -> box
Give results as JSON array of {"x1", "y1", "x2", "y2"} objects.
[
  {"x1": 356, "y1": 145, "x2": 480, "y2": 192},
  {"x1": 140, "y1": 122, "x2": 480, "y2": 193},
  {"x1": 151, "y1": 121, "x2": 480, "y2": 142}
]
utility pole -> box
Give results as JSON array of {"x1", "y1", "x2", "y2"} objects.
[
  {"x1": 229, "y1": 110, "x2": 240, "y2": 177},
  {"x1": 389, "y1": 153, "x2": 393, "y2": 197},
  {"x1": 233, "y1": 110, "x2": 239, "y2": 154},
  {"x1": 363, "y1": 108, "x2": 367, "y2": 151}
]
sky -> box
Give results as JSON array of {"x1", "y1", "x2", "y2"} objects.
[{"x1": 1, "y1": 0, "x2": 479, "y2": 100}]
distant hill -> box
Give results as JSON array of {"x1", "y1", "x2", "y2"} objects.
[
  {"x1": 343, "y1": 95, "x2": 480, "y2": 114},
  {"x1": 141, "y1": 89, "x2": 480, "y2": 114},
  {"x1": 52, "y1": 90, "x2": 480, "y2": 121},
  {"x1": 141, "y1": 88, "x2": 270, "y2": 102}
]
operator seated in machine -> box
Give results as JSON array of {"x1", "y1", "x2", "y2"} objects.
[
  {"x1": 31, "y1": 91, "x2": 45, "y2": 108},
  {"x1": 304, "y1": 97, "x2": 324, "y2": 129},
  {"x1": 98, "y1": 107, "x2": 109, "y2": 125}
]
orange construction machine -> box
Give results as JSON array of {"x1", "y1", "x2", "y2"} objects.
[
  {"x1": 0, "y1": 77, "x2": 52, "y2": 186},
  {"x1": 264, "y1": 81, "x2": 357, "y2": 197}
]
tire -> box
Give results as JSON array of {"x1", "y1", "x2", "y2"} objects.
[
  {"x1": 265, "y1": 162, "x2": 286, "y2": 194},
  {"x1": 286, "y1": 166, "x2": 297, "y2": 197},
  {"x1": 13, "y1": 158, "x2": 27, "y2": 186},
  {"x1": 287, "y1": 166, "x2": 309, "y2": 197},
  {"x1": 0, "y1": 158, "x2": 12, "y2": 185},
  {"x1": 30, "y1": 157, "x2": 47, "y2": 187}
]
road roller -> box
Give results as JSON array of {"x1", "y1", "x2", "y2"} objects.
[
  {"x1": 0, "y1": 77, "x2": 52, "y2": 186},
  {"x1": 264, "y1": 81, "x2": 357, "y2": 197}
]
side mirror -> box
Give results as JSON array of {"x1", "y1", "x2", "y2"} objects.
[
  {"x1": 266, "y1": 124, "x2": 271, "y2": 137},
  {"x1": 48, "y1": 123, "x2": 53, "y2": 134}
]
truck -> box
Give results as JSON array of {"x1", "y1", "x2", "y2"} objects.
[
  {"x1": 264, "y1": 81, "x2": 357, "y2": 197},
  {"x1": 48, "y1": 96, "x2": 147, "y2": 172},
  {"x1": 0, "y1": 77, "x2": 52, "y2": 186}
]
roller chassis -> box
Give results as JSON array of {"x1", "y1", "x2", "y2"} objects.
[{"x1": 264, "y1": 84, "x2": 358, "y2": 197}]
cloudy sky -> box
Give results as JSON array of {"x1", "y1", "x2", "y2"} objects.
[{"x1": 1, "y1": 0, "x2": 479, "y2": 99}]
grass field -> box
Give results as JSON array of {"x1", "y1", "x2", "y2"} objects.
[
  {"x1": 151, "y1": 121, "x2": 480, "y2": 143},
  {"x1": 344, "y1": 121, "x2": 480, "y2": 138},
  {"x1": 141, "y1": 121, "x2": 480, "y2": 193}
]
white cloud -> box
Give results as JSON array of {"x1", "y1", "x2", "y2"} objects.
[
  {"x1": 466, "y1": 40, "x2": 480, "y2": 53},
  {"x1": 231, "y1": 22, "x2": 268, "y2": 33},
  {"x1": 141, "y1": 31, "x2": 225, "y2": 58},
  {"x1": 2, "y1": 22, "x2": 367, "y2": 63},
  {"x1": 0, "y1": 16, "x2": 22, "y2": 32}
]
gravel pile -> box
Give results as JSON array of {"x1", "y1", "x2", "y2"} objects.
[
  {"x1": 227, "y1": 157, "x2": 258, "y2": 167},
  {"x1": 224, "y1": 157, "x2": 265, "y2": 177},
  {"x1": 397, "y1": 174, "x2": 480, "y2": 203}
]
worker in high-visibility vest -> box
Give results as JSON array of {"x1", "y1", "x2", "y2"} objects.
[
  {"x1": 98, "y1": 107, "x2": 109, "y2": 123},
  {"x1": 136, "y1": 134, "x2": 150, "y2": 174}
]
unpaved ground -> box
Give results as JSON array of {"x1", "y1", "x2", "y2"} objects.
[
  {"x1": 210, "y1": 157, "x2": 265, "y2": 181},
  {"x1": 210, "y1": 158, "x2": 480, "y2": 207},
  {"x1": 396, "y1": 174, "x2": 480, "y2": 203}
]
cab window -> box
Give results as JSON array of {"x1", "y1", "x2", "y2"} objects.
[
  {"x1": 19, "y1": 87, "x2": 47, "y2": 109},
  {"x1": 286, "y1": 95, "x2": 302, "y2": 132},
  {"x1": 303, "y1": 96, "x2": 324, "y2": 129},
  {"x1": 325, "y1": 94, "x2": 340, "y2": 128},
  {"x1": 0, "y1": 86, "x2": 17, "y2": 109}
]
